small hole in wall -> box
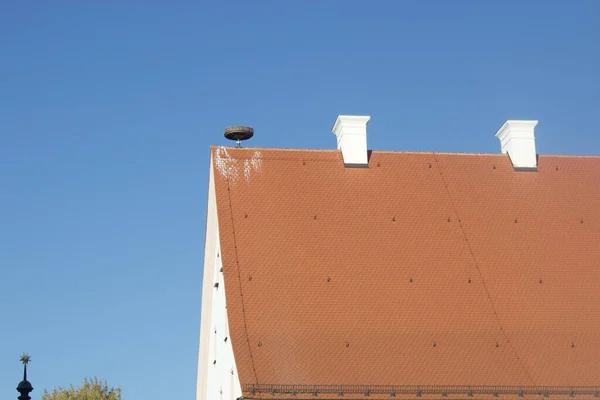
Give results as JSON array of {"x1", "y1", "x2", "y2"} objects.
[
  {"x1": 409, "y1": 277, "x2": 413, "y2": 283},
  {"x1": 345, "y1": 342, "x2": 350, "y2": 348},
  {"x1": 496, "y1": 342, "x2": 500, "y2": 348},
  {"x1": 571, "y1": 342, "x2": 575, "y2": 348},
  {"x1": 314, "y1": 215, "x2": 318, "y2": 220},
  {"x1": 377, "y1": 162, "x2": 380, "y2": 167},
  {"x1": 257, "y1": 342, "x2": 262, "y2": 347},
  {"x1": 556, "y1": 166, "x2": 559, "y2": 171},
  {"x1": 433, "y1": 342, "x2": 437, "y2": 348},
  {"x1": 493, "y1": 165, "x2": 496, "y2": 170},
  {"x1": 392, "y1": 216, "x2": 396, "y2": 222},
  {"x1": 468, "y1": 278, "x2": 471, "y2": 284},
  {"x1": 539, "y1": 279, "x2": 543, "y2": 284},
  {"x1": 248, "y1": 276, "x2": 252, "y2": 281},
  {"x1": 327, "y1": 277, "x2": 331, "y2": 282},
  {"x1": 429, "y1": 164, "x2": 432, "y2": 169},
  {"x1": 245, "y1": 213, "x2": 248, "y2": 218}
]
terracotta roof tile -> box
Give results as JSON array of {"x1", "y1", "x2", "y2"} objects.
[{"x1": 211, "y1": 146, "x2": 600, "y2": 399}]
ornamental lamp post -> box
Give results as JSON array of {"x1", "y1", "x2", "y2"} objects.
[{"x1": 17, "y1": 353, "x2": 33, "y2": 400}]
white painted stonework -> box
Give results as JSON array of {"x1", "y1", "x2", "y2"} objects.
[
  {"x1": 495, "y1": 120, "x2": 538, "y2": 169},
  {"x1": 332, "y1": 115, "x2": 371, "y2": 166},
  {"x1": 196, "y1": 158, "x2": 242, "y2": 400}
]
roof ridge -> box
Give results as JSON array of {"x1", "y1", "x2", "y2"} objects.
[{"x1": 210, "y1": 145, "x2": 600, "y2": 158}]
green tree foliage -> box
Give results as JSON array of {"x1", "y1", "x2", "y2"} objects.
[{"x1": 42, "y1": 377, "x2": 121, "y2": 400}]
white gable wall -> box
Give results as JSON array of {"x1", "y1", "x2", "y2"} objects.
[{"x1": 196, "y1": 158, "x2": 242, "y2": 400}]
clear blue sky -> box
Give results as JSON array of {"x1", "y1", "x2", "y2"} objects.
[{"x1": 0, "y1": 1, "x2": 598, "y2": 399}]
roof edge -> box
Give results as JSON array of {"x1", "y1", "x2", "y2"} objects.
[
  {"x1": 209, "y1": 145, "x2": 600, "y2": 158},
  {"x1": 243, "y1": 383, "x2": 600, "y2": 397}
]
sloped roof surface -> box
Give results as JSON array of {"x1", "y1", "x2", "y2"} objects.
[{"x1": 211, "y1": 146, "x2": 600, "y2": 399}]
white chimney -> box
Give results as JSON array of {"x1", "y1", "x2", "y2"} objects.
[
  {"x1": 495, "y1": 120, "x2": 538, "y2": 170},
  {"x1": 331, "y1": 115, "x2": 371, "y2": 166}
]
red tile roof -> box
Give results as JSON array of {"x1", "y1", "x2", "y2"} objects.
[{"x1": 211, "y1": 146, "x2": 600, "y2": 399}]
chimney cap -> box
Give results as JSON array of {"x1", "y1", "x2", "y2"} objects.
[
  {"x1": 332, "y1": 115, "x2": 371, "y2": 134},
  {"x1": 495, "y1": 120, "x2": 538, "y2": 140}
]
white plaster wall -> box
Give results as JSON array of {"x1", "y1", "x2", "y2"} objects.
[{"x1": 196, "y1": 159, "x2": 242, "y2": 400}]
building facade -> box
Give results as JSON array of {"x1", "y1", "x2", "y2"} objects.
[{"x1": 197, "y1": 116, "x2": 600, "y2": 400}]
